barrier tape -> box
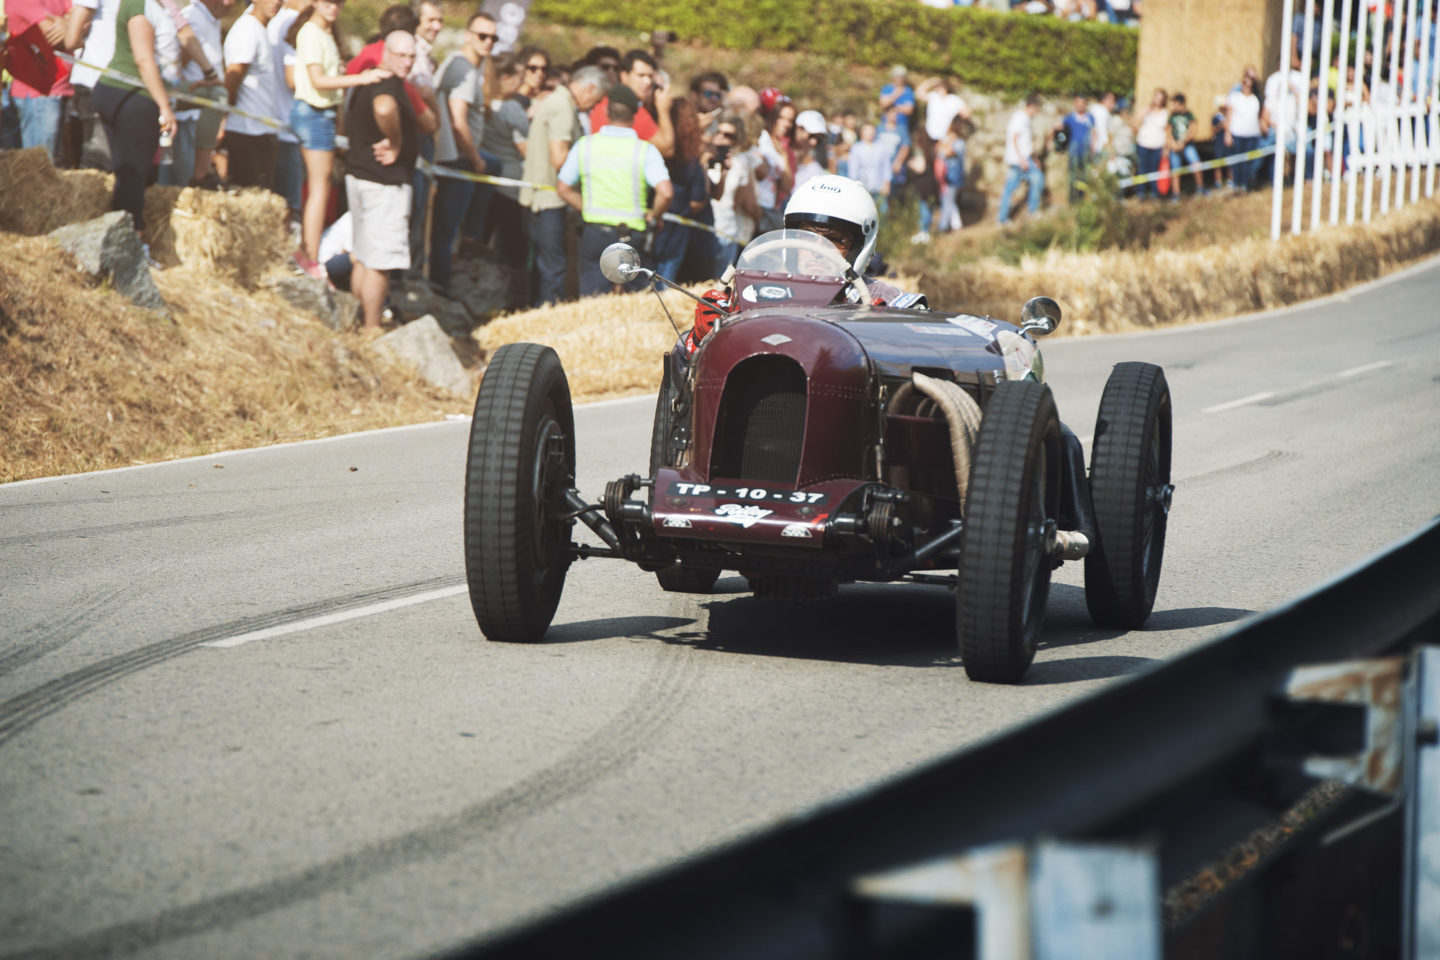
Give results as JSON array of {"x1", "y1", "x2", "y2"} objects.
[
  {"x1": 1110, "y1": 127, "x2": 1326, "y2": 189},
  {"x1": 56, "y1": 50, "x2": 742, "y2": 245}
]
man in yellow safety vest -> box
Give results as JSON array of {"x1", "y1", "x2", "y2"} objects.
[{"x1": 556, "y1": 81, "x2": 673, "y2": 296}]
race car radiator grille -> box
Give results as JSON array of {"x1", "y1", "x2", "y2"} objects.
[{"x1": 710, "y1": 355, "x2": 807, "y2": 484}]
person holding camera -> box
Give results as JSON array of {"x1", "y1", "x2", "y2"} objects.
[
  {"x1": 587, "y1": 48, "x2": 674, "y2": 158},
  {"x1": 705, "y1": 114, "x2": 759, "y2": 277}
]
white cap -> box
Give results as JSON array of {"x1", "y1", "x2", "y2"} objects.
[{"x1": 795, "y1": 110, "x2": 828, "y2": 136}]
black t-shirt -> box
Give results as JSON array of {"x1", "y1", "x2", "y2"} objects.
[{"x1": 346, "y1": 76, "x2": 417, "y2": 186}]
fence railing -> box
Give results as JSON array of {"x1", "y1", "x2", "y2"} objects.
[
  {"x1": 1272, "y1": 0, "x2": 1440, "y2": 239},
  {"x1": 443, "y1": 515, "x2": 1440, "y2": 959}
]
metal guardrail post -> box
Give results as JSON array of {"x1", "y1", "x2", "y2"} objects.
[
  {"x1": 853, "y1": 841, "x2": 1160, "y2": 960},
  {"x1": 1404, "y1": 647, "x2": 1439, "y2": 960}
]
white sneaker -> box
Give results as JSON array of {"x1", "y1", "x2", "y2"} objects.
[
  {"x1": 910, "y1": 230, "x2": 931, "y2": 244},
  {"x1": 141, "y1": 243, "x2": 160, "y2": 269}
]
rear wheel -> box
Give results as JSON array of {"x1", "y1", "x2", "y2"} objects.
[
  {"x1": 463, "y1": 343, "x2": 575, "y2": 641},
  {"x1": 649, "y1": 363, "x2": 719, "y2": 594},
  {"x1": 958, "y1": 380, "x2": 1061, "y2": 683},
  {"x1": 1085, "y1": 362, "x2": 1172, "y2": 628}
]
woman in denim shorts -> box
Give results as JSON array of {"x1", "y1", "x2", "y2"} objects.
[{"x1": 289, "y1": 0, "x2": 389, "y2": 276}]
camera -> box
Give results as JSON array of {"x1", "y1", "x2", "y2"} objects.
[{"x1": 709, "y1": 143, "x2": 729, "y2": 168}]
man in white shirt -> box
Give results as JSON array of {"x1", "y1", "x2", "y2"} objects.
[
  {"x1": 223, "y1": 0, "x2": 284, "y2": 188},
  {"x1": 918, "y1": 75, "x2": 970, "y2": 142},
  {"x1": 997, "y1": 93, "x2": 1043, "y2": 225},
  {"x1": 177, "y1": 0, "x2": 228, "y2": 186},
  {"x1": 1263, "y1": 43, "x2": 1305, "y2": 162},
  {"x1": 1088, "y1": 90, "x2": 1115, "y2": 156}
]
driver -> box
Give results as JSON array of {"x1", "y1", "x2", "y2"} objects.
[{"x1": 782, "y1": 174, "x2": 929, "y2": 310}]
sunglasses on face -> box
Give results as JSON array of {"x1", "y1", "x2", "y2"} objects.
[
  {"x1": 598, "y1": 61, "x2": 618, "y2": 71},
  {"x1": 526, "y1": 63, "x2": 546, "y2": 72},
  {"x1": 470, "y1": 30, "x2": 496, "y2": 41},
  {"x1": 715, "y1": 129, "x2": 736, "y2": 138},
  {"x1": 700, "y1": 89, "x2": 722, "y2": 100}
]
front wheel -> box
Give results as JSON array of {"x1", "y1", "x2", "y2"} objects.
[
  {"x1": 463, "y1": 343, "x2": 575, "y2": 642},
  {"x1": 957, "y1": 380, "x2": 1061, "y2": 683},
  {"x1": 650, "y1": 360, "x2": 720, "y2": 594},
  {"x1": 1084, "y1": 362, "x2": 1172, "y2": 629}
]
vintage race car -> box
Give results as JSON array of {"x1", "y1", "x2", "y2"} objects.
[{"x1": 461, "y1": 230, "x2": 1173, "y2": 683}]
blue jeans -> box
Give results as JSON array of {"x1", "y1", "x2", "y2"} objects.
[
  {"x1": 276, "y1": 138, "x2": 304, "y2": 214},
  {"x1": 532, "y1": 206, "x2": 568, "y2": 306},
  {"x1": 714, "y1": 239, "x2": 740, "y2": 280},
  {"x1": 1168, "y1": 144, "x2": 1206, "y2": 195},
  {"x1": 459, "y1": 148, "x2": 504, "y2": 241},
  {"x1": 997, "y1": 162, "x2": 1043, "y2": 223},
  {"x1": 16, "y1": 95, "x2": 65, "y2": 161},
  {"x1": 917, "y1": 197, "x2": 933, "y2": 234},
  {"x1": 1136, "y1": 145, "x2": 1163, "y2": 198},
  {"x1": 938, "y1": 184, "x2": 961, "y2": 231},
  {"x1": 410, "y1": 133, "x2": 434, "y2": 275},
  {"x1": 430, "y1": 159, "x2": 477, "y2": 294},
  {"x1": 1231, "y1": 135, "x2": 1260, "y2": 191},
  {"x1": 0, "y1": 90, "x2": 20, "y2": 150}
]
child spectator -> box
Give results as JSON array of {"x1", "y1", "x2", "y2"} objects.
[
  {"x1": 936, "y1": 114, "x2": 966, "y2": 231},
  {"x1": 1166, "y1": 92, "x2": 1206, "y2": 197}
]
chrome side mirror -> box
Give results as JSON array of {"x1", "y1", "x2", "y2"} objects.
[
  {"x1": 1019, "y1": 296, "x2": 1061, "y2": 337},
  {"x1": 599, "y1": 242, "x2": 647, "y2": 284}
]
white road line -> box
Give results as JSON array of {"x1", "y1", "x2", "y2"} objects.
[
  {"x1": 202, "y1": 584, "x2": 468, "y2": 649},
  {"x1": 1337, "y1": 360, "x2": 1395, "y2": 378},
  {"x1": 1202, "y1": 392, "x2": 1276, "y2": 414}
]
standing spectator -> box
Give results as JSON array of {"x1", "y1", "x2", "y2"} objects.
[
  {"x1": 905, "y1": 127, "x2": 937, "y2": 243},
  {"x1": 1263, "y1": 42, "x2": 1305, "y2": 180},
  {"x1": 847, "y1": 121, "x2": 891, "y2": 205},
  {"x1": 5, "y1": 0, "x2": 73, "y2": 162},
  {"x1": 93, "y1": 0, "x2": 177, "y2": 238},
  {"x1": 831, "y1": 109, "x2": 857, "y2": 176},
  {"x1": 1132, "y1": 86, "x2": 1169, "y2": 199},
  {"x1": 344, "y1": 2, "x2": 414, "y2": 72},
  {"x1": 1224, "y1": 73, "x2": 1262, "y2": 191},
  {"x1": 555, "y1": 81, "x2": 673, "y2": 297},
  {"x1": 704, "y1": 114, "x2": 758, "y2": 276},
  {"x1": 408, "y1": 0, "x2": 442, "y2": 277},
  {"x1": 652, "y1": 95, "x2": 707, "y2": 282},
  {"x1": 874, "y1": 99, "x2": 909, "y2": 212},
  {"x1": 997, "y1": 93, "x2": 1043, "y2": 224},
  {"x1": 751, "y1": 88, "x2": 790, "y2": 229},
  {"x1": 1208, "y1": 95, "x2": 1231, "y2": 190},
  {"x1": 177, "y1": 0, "x2": 228, "y2": 186},
  {"x1": 64, "y1": 0, "x2": 121, "y2": 169},
  {"x1": 688, "y1": 70, "x2": 726, "y2": 134},
  {"x1": 879, "y1": 63, "x2": 915, "y2": 139},
  {"x1": 269, "y1": 0, "x2": 306, "y2": 222},
  {"x1": 792, "y1": 109, "x2": 828, "y2": 190},
  {"x1": 918, "y1": 74, "x2": 970, "y2": 144},
  {"x1": 478, "y1": 53, "x2": 531, "y2": 309},
  {"x1": 1166, "y1": 92, "x2": 1205, "y2": 196},
  {"x1": 290, "y1": 0, "x2": 387, "y2": 276},
  {"x1": 1057, "y1": 93, "x2": 1095, "y2": 203},
  {"x1": 520, "y1": 62, "x2": 609, "y2": 305},
  {"x1": 936, "y1": 114, "x2": 965, "y2": 232},
  {"x1": 587, "y1": 48, "x2": 674, "y2": 157},
  {"x1": 428, "y1": 11, "x2": 496, "y2": 295},
  {"x1": 345, "y1": 30, "x2": 418, "y2": 332},
  {"x1": 223, "y1": 0, "x2": 284, "y2": 189},
  {"x1": 1088, "y1": 90, "x2": 1115, "y2": 157}
]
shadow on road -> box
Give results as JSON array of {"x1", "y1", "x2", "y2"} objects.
[
  {"x1": 544, "y1": 615, "x2": 696, "y2": 644},
  {"x1": 1023, "y1": 655, "x2": 1158, "y2": 685}
]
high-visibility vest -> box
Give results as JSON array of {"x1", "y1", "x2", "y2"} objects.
[{"x1": 577, "y1": 132, "x2": 649, "y2": 231}]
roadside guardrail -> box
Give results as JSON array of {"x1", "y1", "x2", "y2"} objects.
[{"x1": 445, "y1": 516, "x2": 1440, "y2": 959}]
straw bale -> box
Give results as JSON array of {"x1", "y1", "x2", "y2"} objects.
[
  {"x1": 144, "y1": 186, "x2": 291, "y2": 288},
  {"x1": 0, "y1": 148, "x2": 111, "y2": 235}
]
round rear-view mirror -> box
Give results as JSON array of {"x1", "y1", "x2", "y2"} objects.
[
  {"x1": 599, "y1": 243, "x2": 643, "y2": 284},
  {"x1": 1019, "y1": 296, "x2": 1062, "y2": 336}
]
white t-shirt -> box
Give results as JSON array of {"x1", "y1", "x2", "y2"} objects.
[
  {"x1": 71, "y1": 0, "x2": 123, "y2": 89},
  {"x1": 1136, "y1": 108, "x2": 1169, "y2": 149},
  {"x1": 753, "y1": 129, "x2": 784, "y2": 210},
  {"x1": 712, "y1": 151, "x2": 756, "y2": 245},
  {"x1": 177, "y1": 1, "x2": 223, "y2": 121},
  {"x1": 924, "y1": 91, "x2": 968, "y2": 142},
  {"x1": 268, "y1": 6, "x2": 300, "y2": 144},
  {"x1": 223, "y1": 9, "x2": 282, "y2": 136},
  {"x1": 1003, "y1": 107, "x2": 1032, "y2": 166},
  {"x1": 1225, "y1": 91, "x2": 1262, "y2": 138},
  {"x1": 1263, "y1": 70, "x2": 1305, "y2": 136}
]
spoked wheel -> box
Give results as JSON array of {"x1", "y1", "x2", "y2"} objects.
[
  {"x1": 648, "y1": 363, "x2": 720, "y2": 594},
  {"x1": 463, "y1": 343, "x2": 575, "y2": 641},
  {"x1": 958, "y1": 379, "x2": 1061, "y2": 683},
  {"x1": 1085, "y1": 362, "x2": 1172, "y2": 629}
]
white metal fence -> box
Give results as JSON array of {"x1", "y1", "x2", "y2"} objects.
[{"x1": 1271, "y1": 0, "x2": 1440, "y2": 239}]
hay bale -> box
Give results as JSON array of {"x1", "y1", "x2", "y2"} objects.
[
  {"x1": 153, "y1": 186, "x2": 291, "y2": 288},
  {"x1": 0, "y1": 148, "x2": 111, "y2": 235}
]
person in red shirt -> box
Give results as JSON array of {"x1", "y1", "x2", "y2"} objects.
[
  {"x1": 345, "y1": 3, "x2": 434, "y2": 125},
  {"x1": 586, "y1": 48, "x2": 673, "y2": 158},
  {"x1": 5, "y1": 0, "x2": 73, "y2": 161}
]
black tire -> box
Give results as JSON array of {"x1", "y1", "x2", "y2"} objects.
[
  {"x1": 649, "y1": 363, "x2": 720, "y2": 593},
  {"x1": 1085, "y1": 362, "x2": 1172, "y2": 629},
  {"x1": 463, "y1": 343, "x2": 575, "y2": 642},
  {"x1": 958, "y1": 380, "x2": 1061, "y2": 683}
]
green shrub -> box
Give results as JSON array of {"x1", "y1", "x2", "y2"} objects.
[{"x1": 531, "y1": 0, "x2": 1136, "y2": 95}]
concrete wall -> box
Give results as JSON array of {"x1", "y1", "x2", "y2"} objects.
[{"x1": 1135, "y1": 0, "x2": 1287, "y2": 141}]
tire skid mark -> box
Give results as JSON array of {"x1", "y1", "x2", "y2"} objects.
[
  {"x1": 0, "y1": 576, "x2": 464, "y2": 747},
  {"x1": 2, "y1": 638, "x2": 704, "y2": 960},
  {"x1": 1176, "y1": 449, "x2": 1298, "y2": 488},
  {"x1": 0, "y1": 586, "x2": 128, "y2": 677},
  {"x1": 0, "y1": 510, "x2": 260, "y2": 549}
]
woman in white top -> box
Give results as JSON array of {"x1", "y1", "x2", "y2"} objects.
[
  {"x1": 1132, "y1": 87, "x2": 1169, "y2": 199},
  {"x1": 1224, "y1": 73, "x2": 1263, "y2": 191},
  {"x1": 288, "y1": 0, "x2": 387, "y2": 274},
  {"x1": 706, "y1": 115, "x2": 760, "y2": 278}
]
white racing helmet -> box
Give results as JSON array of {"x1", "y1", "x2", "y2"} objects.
[{"x1": 782, "y1": 174, "x2": 879, "y2": 274}]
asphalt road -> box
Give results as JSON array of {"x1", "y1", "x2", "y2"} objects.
[{"x1": 2, "y1": 256, "x2": 1438, "y2": 959}]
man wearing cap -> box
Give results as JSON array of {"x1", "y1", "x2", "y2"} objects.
[{"x1": 556, "y1": 80, "x2": 673, "y2": 297}]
